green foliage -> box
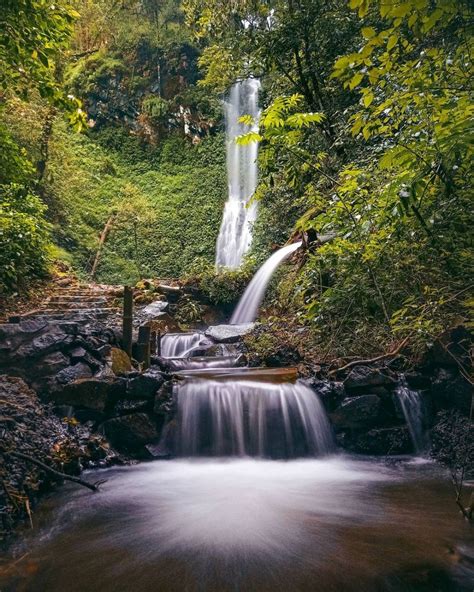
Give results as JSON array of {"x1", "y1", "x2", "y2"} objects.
[{"x1": 0, "y1": 184, "x2": 52, "y2": 292}]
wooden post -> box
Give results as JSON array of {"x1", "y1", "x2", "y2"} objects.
[
  {"x1": 150, "y1": 330, "x2": 157, "y2": 355},
  {"x1": 122, "y1": 286, "x2": 133, "y2": 358},
  {"x1": 136, "y1": 325, "x2": 151, "y2": 369},
  {"x1": 157, "y1": 330, "x2": 162, "y2": 357}
]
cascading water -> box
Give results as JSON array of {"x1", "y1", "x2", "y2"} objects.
[
  {"x1": 215, "y1": 79, "x2": 261, "y2": 270},
  {"x1": 160, "y1": 333, "x2": 205, "y2": 358},
  {"x1": 231, "y1": 241, "x2": 302, "y2": 324},
  {"x1": 396, "y1": 378, "x2": 428, "y2": 453},
  {"x1": 176, "y1": 378, "x2": 334, "y2": 458}
]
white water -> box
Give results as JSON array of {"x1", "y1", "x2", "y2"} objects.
[
  {"x1": 176, "y1": 378, "x2": 334, "y2": 458},
  {"x1": 396, "y1": 380, "x2": 428, "y2": 453},
  {"x1": 231, "y1": 241, "x2": 302, "y2": 324},
  {"x1": 216, "y1": 79, "x2": 261, "y2": 270},
  {"x1": 160, "y1": 333, "x2": 205, "y2": 358}
]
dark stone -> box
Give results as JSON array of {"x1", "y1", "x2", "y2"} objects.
[
  {"x1": 127, "y1": 368, "x2": 165, "y2": 399},
  {"x1": 69, "y1": 346, "x2": 87, "y2": 362},
  {"x1": 431, "y1": 368, "x2": 472, "y2": 415},
  {"x1": 304, "y1": 379, "x2": 345, "y2": 412},
  {"x1": 405, "y1": 372, "x2": 431, "y2": 389},
  {"x1": 331, "y1": 395, "x2": 381, "y2": 428},
  {"x1": 51, "y1": 378, "x2": 122, "y2": 411},
  {"x1": 153, "y1": 381, "x2": 174, "y2": 415},
  {"x1": 35, "y1": 351, "x2": 70, "y2": 376},
  {"x1": 114, "y1": 399, "x2": 152, "y2": 415},
  {"x1": 103, "y1": 413, "x2": 159, "y2": 450},
  {"x1": 55, "y1": 363, "x2": 93, "y2": 385},
  {"x1": 344, "y1": 365, "x2": 397, "y2": 391},
  {"x1": 349, "y1": 426, "x2": 412, "y2": 455},
  {"x1": 426, "y1": 324, "x2": 472, "y2": 368}
]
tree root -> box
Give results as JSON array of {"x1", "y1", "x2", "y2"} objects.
[
  {"x1": 7, "y1": 451, "x2": 106, "y2": 492},
  {"x1": 329, "y1": 336, "x2": 410, "y2": 375}
]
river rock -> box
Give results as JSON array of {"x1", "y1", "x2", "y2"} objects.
[
  {"x1": 51, "y1": 377, "x2": 123, "y2": 411},
  {"x1": 141, "y1": 300, "x2": 169, "y2": 317},
  {"x1": 344, "y1": 365, "x2": 397, "y2": 391},
  {"x1": 110, "y1": 347, "x2": 132, "y2": 375},
  {"x1": 55, "y1": 362, "x2": 93, "y2": 385},
  {"x1": 102, "y1": 413, "x2": 159, "y2": 450},
  {"x1": 331, "y1": 395, "x2": 381, "y2": 428},
  {"x1": 205, "y1": 323, "x2": 254, "y2": 343},
  {"x1": 127, "y1": 368, "x2": 165, "y2": 399}
]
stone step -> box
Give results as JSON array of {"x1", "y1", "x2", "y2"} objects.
[
  {"x1": 45, "y1": 300, "x2": 110, "y2": 309},
  {"x1": 48, "y1": 295, "x2": 111, "y2": 303}
]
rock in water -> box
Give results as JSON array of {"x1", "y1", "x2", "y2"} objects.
[{"x1": 205, "y1": 323, "x2": 254, "y2": 343}]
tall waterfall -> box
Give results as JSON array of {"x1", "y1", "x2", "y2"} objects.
[
  {"x1": 176, "y1": 378, "x2": 334, "y2": 458},
  {"x1": 231, "y1": 241, "x2": 302, "y2": 324},
  {"x1": 215, "y1": 79, "x2": 261, "y2": 270}
]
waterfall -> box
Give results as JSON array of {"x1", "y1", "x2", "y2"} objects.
[
  {"x1": 215, "y1": 79, "x2": 261, "y2": 270},
  {"x1": 176, "y1": 378, "x2": 334, "y2": 458},
  {"x1": 160, "y1": 333, "x2": 205, "y2": 358},
  {"x1": 396, "y1": 379, "x2": 428, "y2": 453},
  {"x1": 231, "y1": 241, "x2": 302, "y2": 324}
]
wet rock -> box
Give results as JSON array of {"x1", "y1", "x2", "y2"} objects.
[
  {"x1": 344, "y1": 365, "x2": 397, "y2": 391},
  {"x1": 110, "y1": 347, "x2": 132, "y2": 375},
  {"x1": 305, "y1": 379, "x2": 345, "y2": 412},
  {"x1": 102, "y1": 413, "x2": 159, "y2": 450},
  {"x1": 345, "y1": 426, "x2": 412, "y2": 455},
  {"x1": 405, "y1": 372, "x2": 431, "y2": 389},
  {"x1": 35, "y1": 351, "x2": 70, "y2": 376},
  {"x1": 153, "y1": 381, "x2": 174, "y2": 415},
  {"x1": 205, "y1": 323, "x2": 254, "y2": 343},
  {"x1": 331, "y1": 395, "x2": 381, "y2": 428},
  {"x1": 141, "y1": 300, "x2": 169, "y2": 318},
  {"x1": 69, "y1": 346, "x2": 88, "y2": 362},
  {"x1": 431, "y1": 368, "x2": 472, "y2": 415},
  {"x1": 55, "y1": 362, "x2": 93, "y2": 385},
  {"x1": 127, "y1": 368, "x2": 165, "y2": 399},
  {"x1": 114, "y1": 399, "x2": 152, "y2": 415},
  {"x1": 51, "y1": 377, "x2": 123, "y2": 411}
]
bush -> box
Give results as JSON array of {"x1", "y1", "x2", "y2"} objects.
[{"x1": 0, "y1": 184, "x2": 52, "y2": 292}]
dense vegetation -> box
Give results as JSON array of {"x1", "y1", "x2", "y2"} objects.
[
  {"x1": 1, "y1": 0, "x2": 472, "y2": 361},
  {"x1": 186, "y1": 0, "x2": 473, "y2": 357},
  {"x1": 1, "y1": 0, "x2": 225, "y2": 290}
]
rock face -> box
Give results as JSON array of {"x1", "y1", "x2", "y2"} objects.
[
  {"x1": 127, "y1": 369, "x2": 165, "y2": 399},
  {"x1": 341, "y1": 426, "x2": 412, "y2": 455},
  {"x1": 51, "y1": 377, "x2": 124, "y2": 412},
  {"x1": 205, "y1": 323, "x2": 254, "y2": 343},
  {"x1": 110, "y1": 347, "x2": 132, "y2": 375}
]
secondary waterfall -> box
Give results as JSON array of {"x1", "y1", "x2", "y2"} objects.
[
  {"x1": 396, "y1": 379, "x2": 428, "y2": 453},
  {"x1": 215, "y1": 79, "x2": 261, "y2": 270},
  {"x1": 231, "y1": 241, "x2": 302, "y2": 324},
  {"x1": 176, "y1": 378, "x2": 334, "y2": 458},
  {"x1": 160, "y1": 333, "x2": 205, "y2": 358}
]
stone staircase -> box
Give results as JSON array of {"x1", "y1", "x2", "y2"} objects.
[{"x1": 8, "y1": 283, "x2": 124, "y2": 326}]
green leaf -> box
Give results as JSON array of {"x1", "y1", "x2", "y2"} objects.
[
  {"x1": 387, "y1": 34, "x2": 398, "y2": 51},
  {"x1": 362, "y1": 27, "x2": 376, "y2": 39}
]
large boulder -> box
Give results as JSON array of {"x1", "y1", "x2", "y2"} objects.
[
  {"x1": 331, "y1": 395, "x2": 381, "y2": 428},
  {"x1": 127, "y1": 368, "x2": 165, "y2": 399},
  {"x1": 141, "y1": 300, "x2": 169, "y2": 318},
  {"x1": 54, "y1": 362, "x2": 93, "y2": 385},
  {"x1": 102, "y1": 413, "x2": 159, "y2": 450},
  {"x1": 344, "y1": 365, "x2": 397, "y2": 391},
  {"x1": 50, "y1": 377, "x2": 124, "y2": 412},
  {"x1": 205, "y1": 323, "x2": 254, "y2": 343}
]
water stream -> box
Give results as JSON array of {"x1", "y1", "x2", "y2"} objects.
[
  {"x1": 396, "y1": 378, "x2": 429, "y2": 454},
  {"x1": 215, "y1": 79, "x2": 260, "y2": 270},
  {"x1": 231, "y1": 241, "x2": 302, "y2": 324}
]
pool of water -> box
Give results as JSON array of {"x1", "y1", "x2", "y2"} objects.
[{"x1": 2, "y1": 457, "x2": 473, "y2": 591}]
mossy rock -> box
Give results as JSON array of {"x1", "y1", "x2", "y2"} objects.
[{"x1": 110, "y1": 347, "x2": 132, "y2": 375}]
